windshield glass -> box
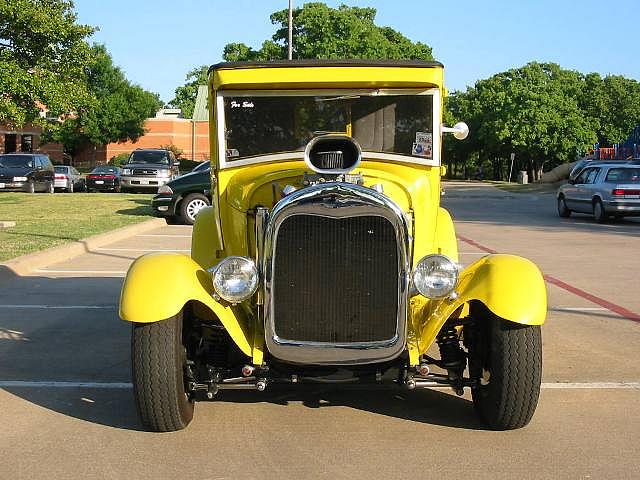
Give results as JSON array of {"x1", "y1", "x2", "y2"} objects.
[
  {"x1": 129, "y1": 151, "x2": 170, "y2": 165},
  {"x1": 223, "y1": 92, "x2": 434, "y2": 161},
  {"x1": 92, "y1": 166, "x2": 118, "y2": 173},
  {"x1": 0, "y1": 155, "x2": 34, "y2": 168},
  {"x1": 54, "y1": 166, "x2": 68, "y2": 173}
]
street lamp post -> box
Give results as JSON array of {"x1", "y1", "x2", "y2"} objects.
[{"x1": 288, "y1": 0, "x2": 293, "y2": 60}]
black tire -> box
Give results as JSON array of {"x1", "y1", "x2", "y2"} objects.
[
  {"x1": 131, "y1": 312, "x2": 194, "y2": 432},
  {"x1": 557, "y1": 196, "x2": 570, "y2": 218},
  {"x1": 593, "y1": 199, "x2": 607, "y2": 223},
  {"x1": 469, "y1": 309, "x2": 542, "y2": 430},
  {"x1": 180, "y1": 193, "x2": 210, "y2": 225}
]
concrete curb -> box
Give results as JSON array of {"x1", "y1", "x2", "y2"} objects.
[{"x1": 0, "y1": 218, "x2": 167, "y2": 281}]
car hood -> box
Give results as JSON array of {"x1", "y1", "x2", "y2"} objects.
[{"x1": 0, "y1": 167, "x2": 32, "y2": 176}]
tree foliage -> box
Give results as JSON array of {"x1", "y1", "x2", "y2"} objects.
[
  {"x1": 223, "y1": 3, "x2": 433, "y2": 61},
  {"x1": 445, "y1": 62, "x2": 640, "y2": 181},
  {"x1": 0, "y1": 0, "x2": 95, "y2": 126},
  {"x1": 53, "y1": 44, "x2": 162, "y2": 156},
  {"x1": 169, "y1": 65, "x2": 208, "y2": 118}
]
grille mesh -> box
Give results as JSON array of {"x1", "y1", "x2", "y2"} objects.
[{"x1": 273, "y1": 215, "x2": 399, "y2": 343}]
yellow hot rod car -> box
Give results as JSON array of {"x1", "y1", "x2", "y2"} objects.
[{"x1": 120, "y1": 60, "x2": 546, "y2": 432}]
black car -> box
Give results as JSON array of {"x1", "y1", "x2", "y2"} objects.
[
  {"x1": 86, "y1": 166, "x2": 122, "y2": 192},
  {"x1": 0, "y1": 153, "x2": 55, "y2": 193},
  {"x1": 152, "y1": 164, "x2": 211, "y2": 224}
]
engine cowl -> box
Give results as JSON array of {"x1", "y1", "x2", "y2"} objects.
[{"x1": 304, "y1": 134, "x2": 362, "y2": 175}]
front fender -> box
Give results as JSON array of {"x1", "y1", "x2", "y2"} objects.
[
  {"x1": 119, "y1": 252, "x2": 252, "y2": 357},
  {"x1": 416, "y1": 254, "x2": 547, "y2": 354}
]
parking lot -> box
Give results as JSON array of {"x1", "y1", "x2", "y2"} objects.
[{"x1": 1, "y1": 182, "x2": 639, "y2": 479}]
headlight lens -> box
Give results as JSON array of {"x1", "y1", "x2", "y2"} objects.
[
  {"x1": 122, "y1": 168, "x2": 132, "y2": 175},
  {"x1": 412, "y1": 254, "x2": 459, "y2": 299},
  {"x1": 158, "y1": 169, "x2": 172, "y2": 177},
  {"x1": 210, "y1": 256, "x2": 259, "y2": 304},
  {"x1": 157, "y1": 184, "x2": 173, "y2": 195},
  {"x1": 13, "y1": 176, "x2": 28, "y2": 182}
]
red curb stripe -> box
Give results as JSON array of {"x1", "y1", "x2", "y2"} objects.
[{"x1": 456, "y1": 235, "x2": 640, "y2": 323}]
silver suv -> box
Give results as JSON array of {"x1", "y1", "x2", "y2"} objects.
[
  {"x1": 557, "y1": 162, "x2": 640, "y2": 222},
  {"x1": 120, "y1": 149, "x2": 180, "y2": 192}
]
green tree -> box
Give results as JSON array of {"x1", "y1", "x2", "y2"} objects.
[
  {"x1": 222, "y1": 3, "x2": 433, "y2": 61},
  {"x1": 54, "y1": 44, "x2": 162, "y2": 158},
  {"x1": 169, "y1": 65, "x2": 208, "y2": 118},
  {"x1": 447, "y1": 62, "x2": 598, "y2": 181},
  {"x1": 580, "y1": 73, "x2": 640, "y2": 146},
  {"x1": 0, "y1": 0, "x2": 95, "y2": 127}
]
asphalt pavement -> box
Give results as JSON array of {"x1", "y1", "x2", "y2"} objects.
[{"x1": 0, "y1": 183, "x2": 639, "y2": 480}]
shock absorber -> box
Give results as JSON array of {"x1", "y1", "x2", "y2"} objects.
[{"x1": 436, "y1": 325, "x2": 466, "y2": 395}]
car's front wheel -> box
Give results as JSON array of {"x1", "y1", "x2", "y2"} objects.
[
  {"x1": 557, "y1": 196, "x2": 571, "y2": 217},
  {"x1": 468, "y1": 306, "x2": 542, "y2": 430},
  {"x1": 180, "y1": 193, "x2": 210, "y2": 225},
  {"x1": 131, "y1": 312, "x2": 194, "y2": 432}
]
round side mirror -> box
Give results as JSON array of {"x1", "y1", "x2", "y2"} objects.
[{"x1": 452, "y1": 122, "x2": 469, "y2": 140}]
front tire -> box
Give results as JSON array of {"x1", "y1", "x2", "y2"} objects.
[
  {"x1": 132, "y1": 312, "x2": 194, "y2": 432},
  {"x1": 469, "y1": 307, "x2": 542, "y2": 430},
  {"x1": 557, "y1": 196, "x2": 571, "y2": 217}
]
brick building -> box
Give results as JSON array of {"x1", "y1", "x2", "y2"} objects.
[{"x1": 1, "y1": 86, "x2": 210, "y2": 166}]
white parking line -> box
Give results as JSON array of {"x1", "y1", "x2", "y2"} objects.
[
  {"x1": 549, "y1": 307, "x2": 609, "y2": 312},
  {"x1": 95, "y1": 248, "x2": 190, "y2": 252},
  {"x1": 33, "y1": 269, "x2": 126, "y2": 275},
  {"x1": 0, "y1": 381, "x2": 132, "y2": 389},
  {"x1": 0, "y1": 381, "x2": 638, "y2": 390},
  {"x1": 541, "y1": 382, "x2": 640, "y2": 389},
  {"x1": 0, "y1": 305, "x2": 116, "y2": 309}
]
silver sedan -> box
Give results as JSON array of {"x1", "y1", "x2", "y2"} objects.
[{"x1": 557, "y1": 162, "x2": 640, "y2": 222}]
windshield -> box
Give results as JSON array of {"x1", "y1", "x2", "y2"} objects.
[
  {"x1": 0, "y1": 155, "x2": 34, "y2": 168},
  {"x1": 54, "y1": 166, "x2": 68, "y2": 173},
  {"x1": 92, "y1": 166, "x2": 118, "y2": 173},
  {"x1": 128, "y1": 151, "x2": 170, "y2": 165},
  {"x1": 223, "y1": 92, "x2": 434, "y2": 162}
]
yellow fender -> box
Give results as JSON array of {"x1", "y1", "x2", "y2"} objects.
[
  {"x1": 416, "y1": 254, "x2": 547, "y2": 354},
  {"x1": 119, "y1": 253, "x2": 252, "y2": 357}
]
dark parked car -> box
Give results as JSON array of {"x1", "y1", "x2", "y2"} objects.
[
  {"x1": 86, "y1": 166, "x2": 122, "y2": 192},
  {"x1": 0, "y1": 153, "x2": 55, "y2": 193},
  {"x1": 54, "y1": 165, "x2": 85, "y2": 192},
  {"x1": 152, "y1": 164, "x2": 211, "y2": 224}
]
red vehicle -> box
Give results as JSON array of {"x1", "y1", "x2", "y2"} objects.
[{"x1": 86, "y1": 166, "x2": 122, "y2": 192}]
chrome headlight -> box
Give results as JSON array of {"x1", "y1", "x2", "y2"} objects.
[
  {"x1": 209, "y1": 256, "x2": 259, "y2": 304},
  {"x1": 122, "y1": 168, "x2": 132, "y2": 175},
  {"x1": 412, "y1": 254, "x2": 459, "y2": 299},
  {"x1": 158, "y1": 169, "x2": 172, "y2": 177},
  {"x1": 13, "y1": 176, "x2": 28, "y2": 182}
]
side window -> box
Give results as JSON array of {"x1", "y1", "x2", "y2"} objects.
[
  {"x1": 585, "y1": 168, "x2": 600, "y2": 184},
  {"x1": 574, "y1": 168, "x2": 591, "y2": 184},
  {"x1": 34, "y1": 157, "x2": 42, "y2": 168}
]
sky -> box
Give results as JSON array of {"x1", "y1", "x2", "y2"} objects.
[{"x1": 73, "y1": 0, "x2": 640, "y2": 104}]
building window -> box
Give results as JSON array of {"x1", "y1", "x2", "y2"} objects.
[{"x1": 21, "y1": 134, "x2": 33, "y2": 152}]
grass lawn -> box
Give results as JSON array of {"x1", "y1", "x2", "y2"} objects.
[{"x1": 0, "y1": 192, "x2": 154, "y2": 261}]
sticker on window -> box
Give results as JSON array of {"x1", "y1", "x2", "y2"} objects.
[
  {"x1": 412, "y1": 132, "x2": 432, "y2": 158},
  {"x1": 226, "y1": 149, "x2": 239, "y2": 158}
]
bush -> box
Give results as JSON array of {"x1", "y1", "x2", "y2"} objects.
[
  {"x1": 110, "y1": 152, "x2": 131, "y2": 167},
  {"x1": 160, "y1": 143, "x2": 184, "y2": 159}
]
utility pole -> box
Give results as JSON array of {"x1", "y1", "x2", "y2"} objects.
[{"x1": 288, "y1": 0, "x2": 293, "y2": 60}]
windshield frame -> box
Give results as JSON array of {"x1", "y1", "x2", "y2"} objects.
[{"x1": 215, "y1": 88, "x2": 441, "y2": 170}]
